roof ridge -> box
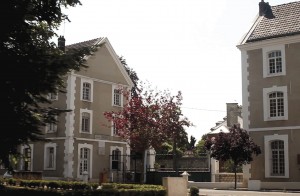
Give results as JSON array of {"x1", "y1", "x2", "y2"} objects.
[{"x1": 66, "y1": 37, "x2": 101, "y2": 47}]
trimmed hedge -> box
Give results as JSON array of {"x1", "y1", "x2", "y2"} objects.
[{"x1": 0, "y1": 179, "x2": 166, "y2": 196}]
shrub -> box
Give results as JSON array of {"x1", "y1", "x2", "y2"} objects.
[{"x1": 189, "y1": 186, "x2": 199, "y2": 196}]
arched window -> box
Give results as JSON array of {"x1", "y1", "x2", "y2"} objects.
[
  {"x1": 262, "y1": 45, "x2": 286, "y2": 78},
  {"x1": 269, "y1": 92, "x2": 284, "y2": 117},
  {"x1": 263, "y1": 86, "x2": 288, "y2": 121},
  {"x1": 268, "y1": 51, "x2": 282, "y2": 74},
  {"x1": 264, "y1": 135, "x2": 289, "y2": 178}
]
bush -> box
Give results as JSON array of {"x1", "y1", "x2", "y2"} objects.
[{"x1": 189, "y1": 186, "x2": 199, "y2": 196}]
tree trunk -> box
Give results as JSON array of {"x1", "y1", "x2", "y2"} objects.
[
  {"x1": 173, "y1": 136, "x2": 178, "y2": 176},
  {"x1": 234, "y1": 164, "x2": 237, "y2": 189},
  {"x1": 140, "y1": 150, "x2": 147, "y2": 184}
]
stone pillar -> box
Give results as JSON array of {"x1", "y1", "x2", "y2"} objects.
[
  {"x1": 82, "y1": 171, "x2": 88, "y2": 182},
  {"x1": 180, "y1": 171, "x2": 190, "y2": 187}
]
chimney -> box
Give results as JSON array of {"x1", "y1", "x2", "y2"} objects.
[
  {"x1": 58, "y1": 35, "x2": 66, "y2": 52},
  {"x1": 259, "y1": 0, "x2": 275, "y2": 19},
  {"x1": 226, "y1": 103, "x2": 242, "y2": 128}
]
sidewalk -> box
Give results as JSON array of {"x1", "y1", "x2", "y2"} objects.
[{"x1": 198, "y1": 188, "x2": 300, "y2": 196}]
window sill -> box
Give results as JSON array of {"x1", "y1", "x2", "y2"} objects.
[
  {"x1": 81, "y1": 99, "x2": 93, "y2": 103},
  {"x1": 266, "y1": 117, "x2": 288, "y2": 121},
  {"x1": 80, "y1": 131, "x2": 92, "y2": 134},
  {"x1": 266, "y1": 175, "x2": 289, "y2": 178},
  {"x1": 265, "y1": 73, "x2": 285, "y2": 78}
]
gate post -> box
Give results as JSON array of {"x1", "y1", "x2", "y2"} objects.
[{"x1": 181, "y1": 171, "x2": 190, "y2": 187}]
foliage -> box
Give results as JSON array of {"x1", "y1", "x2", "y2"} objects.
[
  {"x1": 0, "y1": 182, "x2": 167, "y2": 195},
  {"x1": 189, "y1": 186, "x2": 199, "y2": 196},
  {"x1": 204, "y1": 125, "x2": 261, "y2": 189},
  {"x1": 119, "y1": 56, "x2": 139, "y2": 96},
  {"x1": 195, "y1": 139, "x2": 206, "y2": 155},
  {"x1": 0, "y1": 0, "x2": 96, "y2": 168},
  {"x1": 221, "y1": 159, "x2": 242, "y2": 173},
  {"x1": 104, "y1": 82, "x2": 192, "y2": 181},
  {"x1": 104, "y1": 82, "x2": 192, "y2": 154},
  {"x1": 194, "y1": 134, "x2": 208, "y2": 156},
  {"x1": 187, "y1": 135, "x2": 197, "y2": 150}
]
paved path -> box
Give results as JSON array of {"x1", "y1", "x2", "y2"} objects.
[{"x1": 198, "y1": 189, "x2": 300, "y2": 196}]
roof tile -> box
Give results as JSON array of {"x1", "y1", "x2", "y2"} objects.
[
  {"x1": 247, "y1": 1, "x2": 300, "y2": 42},
  {"x1": 66, "y1": 37, "x2": 104, "y2": 50}
]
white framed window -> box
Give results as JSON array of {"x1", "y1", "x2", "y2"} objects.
[
  {"x1": 44, "y1": 143, "x2": 56, "y2": 170},
  {"x1": 263, "y1": 45, "x2": 286, "y2": 78},
  {"x1": 20, "y1": 144, "x2": 33, "y2": 171},
  {"x1": 80, "y1": 109, "x2": 93, "y2": 134},
  {"x1": 264, "y1": 134, "x2": 289, "y2": 178},
  {"x1": 81, "y1": 78, "x2": 93, "y2": 102},
  {"x1": 263, "y1": 86, "x2": 288, "y2": 121},
  {"x1": 78, "y1": 143, "x2": 93, "y2": 179},
  {"x1": 112, "y1": 122, "x2": 118, "y2": 136},
  {"x1": 110, "y1": 146, "x2": 123, "y2": 171},
  {"x1": 48, "y1": 92, "x2": 58, "y2": 100},
  {"x1": 46, "y1": 116, "x2": 58, "y2": 133},
  {"x1": 112, "y1": 85, "x2": 123, "y2": 107}
]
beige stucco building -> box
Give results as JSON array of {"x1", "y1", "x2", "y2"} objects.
[
  {"x1": 237, "y1": 1, "x2": 300, "y2": 190},
  {"x1": 15, "y1": 37, "x2": 134, "y2": 182}
]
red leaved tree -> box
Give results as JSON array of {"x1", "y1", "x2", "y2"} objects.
[
  {"x1": 104, "y1": 82, "x2": 192, "y2": 183},
  {"x1": 204, "y1": 125, "x2": 261, "y2": 189}
]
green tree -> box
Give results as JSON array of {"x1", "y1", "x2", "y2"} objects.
[
  {"x1": 119, "y1": 56, "x2": 139, "y2": 95},
  {"x1": 195, "y1": 134, "x2": 208, "y2": 155},
  {"x1": 0, "y1": 0, "x2": 95, "y2": 169},
  {"x1": 204, "y1": 125, "x2": 261, "y2": 189},
  {"x1": 187, "y1": 135, "x2": 197, "y2": 150}
]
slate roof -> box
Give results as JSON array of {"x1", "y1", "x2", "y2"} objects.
[
  {"x1": 246, "y1": 1, "x2": 300, "y2": 43},
  {"x1": 66, "y1": 37, "x2": 105, "y2": 50}
]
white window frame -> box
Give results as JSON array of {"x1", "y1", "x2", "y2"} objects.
[
  {"x1": 110, "y1": 146, "x2": 123, "y2": 171},
  {"x1": 44, "y1": 143, "x2": 57, "y2": 170},
  {"x1": 81, "y1": 78, "x2": 93, "y2": 102},
  {"x1": 48, "y1": 92, "x2": 58, "y2": 100},
  {"x1": 45, "y1": 115, "x2": 58, "y2": 133},
  {"x1": 112, "y1": 85, "x2": 123, "y2": 107},
  {"x1": 263, "y1": 45, "x2": 286, "y2": 78},
  {"x1": 264, "y1": 134, "x2": 289, "y2": 178},
  {"x1": 263, "y1": 86, "x2": 288, "y2": 121},
  {"x1": 20, "y1": 144, "x2": 33, "y2": 171},
  {"x1": 111, "y1": 121, "x2": 120, "y2": 136},
  {"x1": 78, "y1": 143, "x2": 93, "y2": 179},
  {"x1": 80, "y1": 109, "x2": 93, "y2": 134}
]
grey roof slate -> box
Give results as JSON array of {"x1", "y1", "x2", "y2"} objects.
[
  {"x1": 66, "y1": 37, "x2": 105, "y2": 50},
  {"x1": 247, "y1": 1, "x2": 300, "y2": 42}
]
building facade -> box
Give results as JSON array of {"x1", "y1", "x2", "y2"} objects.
[
  {"x1": 237, "y1": 1, "x2": 300, "y2": 190},
  {"x1": 15, "y1": 37, "x2": 134, "y2": 182}
]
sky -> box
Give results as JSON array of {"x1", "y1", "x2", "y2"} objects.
[{"x1": 56, "y1": 0, "x2": 293, "y2": 142}]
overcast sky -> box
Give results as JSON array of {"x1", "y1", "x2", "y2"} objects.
[{"x1": 56, "y1": 0, "x2": 293, "y2": 142}]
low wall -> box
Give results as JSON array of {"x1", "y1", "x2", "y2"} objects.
[
  {"x1": 249, "y1": 180, "x2": 300, "y2": 190},
  {"x1": 215, "y1": 173, "x2": 243, "y2": 182},
  {"x1": 188, "y1": 181, "x2": 244, "y2": 189},
  {"x1": 14, "y1": 171, "x2": 42, "y2": 180}
]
